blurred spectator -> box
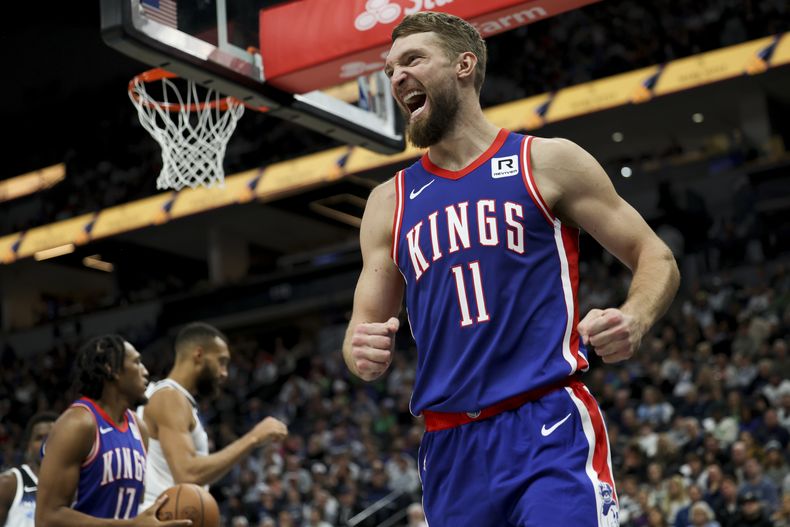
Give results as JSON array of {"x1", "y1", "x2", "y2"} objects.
[
  {"x1": 662, "y1": 474, "x2": 690, "y2": 525},
  {"x1": 638, "y1": 386, "x2": 674, "y2": 428},
  {"x1": 764, "y1": 441, "x2": 788, "y2": 489},
  {"x1": 689, "y1": 500, "x2": 720, "y2": 527},
  {"x1": 724, "y1": 441, "x2": 749, "y2": 484},
  {"x1": 739, "y1": 458, "x2": 779, "y2": 514},
  {"x1": 674, "y1": 483, "x2": 704, "y2": 527},
  {"x1": 773, "y1": 493, "x2": 790, "y2": 527},
  {"x1": 725, "y1": 491, "x2": 773, "y2": 527},
  {"x1": 713, "y1": 475, "x2": 740, "y2": 527},
  {"x1": 303, "y1": 506, "x2": 332, "y2": 527},
  {"x1": 754, "y1": 408, "x2": 790, "y2": 449},
  {"x1": 647, "y1": 505, "x2": 669, "y2": 527},
  {"x1": 231, "y1": 516, "x2": 249, "y2": 527},
  {"x1": 386, "y1": 452, "x2": 420, "y2": 495},
  {"x1": 336, "y1": 486, "x2": 362, "y2": 526}
]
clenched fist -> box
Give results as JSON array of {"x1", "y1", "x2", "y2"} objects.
[
  {"x1": 577, "y1": 308, "x2": 644, "y2": 364},
  {"x1": 251, "y1": 416, "x2": 288, "y2": 446},
  {"x1": 350, "y1": 317, "x2": 399, "y2": 381}
]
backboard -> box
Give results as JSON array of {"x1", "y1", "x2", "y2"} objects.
[{"x1": 101, "y1": 0, "x2": 404, "y2": 154}]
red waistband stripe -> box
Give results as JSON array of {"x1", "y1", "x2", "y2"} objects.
[{"x1": 422, "y1": 376, "x2": 578, "y2": 432}]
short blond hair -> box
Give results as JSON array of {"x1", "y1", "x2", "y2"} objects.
[{"x1": 392, "y1": 12, "x2": 487, "y2": 93}]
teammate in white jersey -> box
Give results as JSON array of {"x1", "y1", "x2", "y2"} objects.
[
  {"x1": 0, "y1": 413, "x2": 57, "y2": 527},
  {"x1": 139, "y1": 322, "x2": 287, "y2": 508}
]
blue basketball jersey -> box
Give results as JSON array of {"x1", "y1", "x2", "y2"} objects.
[
  {"x1": 70, "y1": 398, "x2": 147, "y2": 519},
  {"x1": 393, "y1": 129, "x2": 590, "y2": 415}
]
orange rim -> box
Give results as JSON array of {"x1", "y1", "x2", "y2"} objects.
[{"x1": 128, "y1": 68, "x2": 241, "y2": 112}]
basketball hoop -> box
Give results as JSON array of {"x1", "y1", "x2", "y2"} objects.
[{"x1": 128, "y1": 69, "x2": 245, "y2": 190}]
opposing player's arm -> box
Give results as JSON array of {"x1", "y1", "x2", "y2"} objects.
[
  {"x1": 535, "y1": 138, "x2": 680, "y2": 362},
  {"x1": 137, "y1": 414, "x2": 150, "y2": 451},
  {"x1": 0, "y1": 469, "x2": 16, "y2": 525},
  {"x1": 343, "y1": 179, "x2": 405, "y2": 380},
  {"x1": 148, "y1": 389, "x2": 284, "y2": 486}
]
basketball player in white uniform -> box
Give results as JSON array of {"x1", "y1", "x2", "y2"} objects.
[
  {"x1": 140, "y1": 378, "x2": 210, "y2": 502},
  {"x1": 0, "y1": 413, "x2": 57, "y2": 527},
  {"x1": 138, "y1": 322, "x2": 288, "y2": 508}
]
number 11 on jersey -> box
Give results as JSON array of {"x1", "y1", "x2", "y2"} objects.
[{"x1": 451, "y1": 261, "x2": 490, "y2": 327}]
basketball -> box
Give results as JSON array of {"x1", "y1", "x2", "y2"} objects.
[{"x1": 156, "y1": 483, "x2": 219, "y2": 527}]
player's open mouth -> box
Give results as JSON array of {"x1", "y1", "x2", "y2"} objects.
[{"x1": 403, "y1": 90, "x2": 428, "y2": 121}]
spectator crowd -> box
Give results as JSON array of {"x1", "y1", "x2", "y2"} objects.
[{"x1": 2, "y1": 250, "x2": 790, "y2": 526}]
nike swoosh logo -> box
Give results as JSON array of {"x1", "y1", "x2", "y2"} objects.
[
  {"x1": 99, "y1": 426, "x2": 114, "y2": 434},
  {"x1": 409, "y1": 179, "x2": 434, "y2": 199},
  {"x1": 491, "y1": 172, "x2": 518, "y2": 179},
  {"x1": 23, "y1": 486, "x2": 37, "y2": 492},
  {"x1": 541, "y1": 413, "x2": 572, "y2": 436}
]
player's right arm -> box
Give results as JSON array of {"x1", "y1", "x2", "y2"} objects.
[
  {"x1": 147, "y1": 389, "x2": 287, "y2": 486},
  {"x1": 35, "y1": 408, "x2": 191, "y2": 527},
  {"x1": 342, "y1": 179, "x2": 405, "y2": 381},
  {"x1": 0, "y1": 469, "x2": 16, "y2": 525}
]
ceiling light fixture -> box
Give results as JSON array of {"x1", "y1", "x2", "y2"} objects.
[{"x1": 34, "y1": 243, "x2": 75, "y2": 261}]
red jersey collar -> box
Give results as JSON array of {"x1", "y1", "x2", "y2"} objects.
[
  {"x1": 81, "y1": 396, "x2": 129, "y2": 432},
  {"x1": 420, "y1": 128, "x2": 509, "y2": 180}
]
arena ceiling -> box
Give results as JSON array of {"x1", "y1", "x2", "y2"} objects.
[{"x1": 3, "y1": 2, "x2": 790, "y2": 270}]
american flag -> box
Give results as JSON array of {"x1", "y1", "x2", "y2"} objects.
[{"x1": 141, "y1": 0, "x2": 178, "y2": 29}]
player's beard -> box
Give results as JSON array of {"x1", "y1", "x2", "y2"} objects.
[
  {"x1": 195, "y1": 365, "x2": 221, "y2": 399},
  {"x1": 403, "y1": 81, "x2": 460, "y2": 148}
]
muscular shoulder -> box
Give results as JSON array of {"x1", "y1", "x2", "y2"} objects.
[
  {"x1": 367, "y1": 177, "x2": 396, "y2": 211},
  {"x1": 59, "y1": 405, "x2": 97, "y2": 432},
  {"x1": 530, "y1": 136, "x2": 612, "y2": 224},
  {"x1": 531, "y1": 137, "x2": 598, "y2": 179},
  {"x1": 147, "y1": 385, "x2": 191, "y2": 412},
  {"x1": 361, "y1": 177, "x2": 398, "y2": 246},
  {"x1": 0, "y1": 469, "x2": 17, "y2": 505},
  {"x1": 45, "y1": 407, "x2": 96, "y2": 461},
  {"x1": 146, "y1": 387, "x2": 193, "y2": 430}
]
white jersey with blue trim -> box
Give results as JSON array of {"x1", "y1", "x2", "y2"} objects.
[
  {"x1": 138, "y1": 379, "x2": 209, "y2": 509},
  {"x1": 4, "y1": 464, "x2": 37, "y2": 527}
]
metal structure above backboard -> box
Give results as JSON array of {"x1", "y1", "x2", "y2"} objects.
[{"x1": 101, "y1": 0, "x2": 404, "y2": 154}]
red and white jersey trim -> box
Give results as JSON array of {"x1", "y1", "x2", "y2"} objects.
[
  {"x1": 519, "y1": 135, "x2": 587, "y2": 373},
  {"x1": 70, "y1": 403, "x2": 101, "y2": 468},
  {"x1": 391, "y1": 170, "x2": 405, "y2": 265}
]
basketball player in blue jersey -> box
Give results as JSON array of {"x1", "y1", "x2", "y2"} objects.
[
  {"x1": 0, "y1": 412, "x2": 57, "y2": 527},
  {"x1": 343, "y1": 12, "x2": 680, "y2": 527},
  {"x1": 35, "y1": 335, "x2": 192, "y2": 527}
]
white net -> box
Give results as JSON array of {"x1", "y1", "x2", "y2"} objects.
[{"x1": 129, "y1": 71, "x2": 245, "y2": 190}]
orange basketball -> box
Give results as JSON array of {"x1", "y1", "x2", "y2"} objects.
[{"x1": 156, "y1": 483, "x2": 219, "y2": 527}]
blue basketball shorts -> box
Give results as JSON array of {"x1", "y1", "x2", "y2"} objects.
[{"x1": 417, "y1": 379, "x2": 619, "y2": 527}]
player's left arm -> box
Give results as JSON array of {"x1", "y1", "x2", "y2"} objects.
[
  {"x1": 0, "y1": 469, "x2": 16, "y2": 525},
  {"x1": 535, "y1": 138, "x2": 680, "y2": 363}
]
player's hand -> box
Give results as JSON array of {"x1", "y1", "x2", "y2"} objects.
[
  {"x1": 350, "y1": 317, "x2": 399, "y2": 381},
  {"x1": 132, "y1": 494, "x2": 193, "y2": 526},
  {"x1": 251, "y1": 417, "x2": 288, "y2": 446},
  {"x1": 577, "y1": 308, "x2": 643, "y2": 364}
]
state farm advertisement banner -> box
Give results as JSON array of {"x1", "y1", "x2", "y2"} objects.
[{"x1": 259, "y1": 0, "x2": 600, "y2": 93}]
